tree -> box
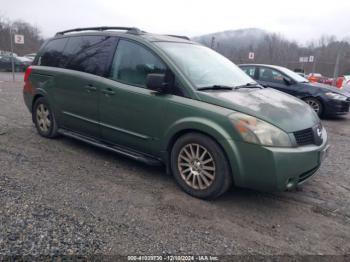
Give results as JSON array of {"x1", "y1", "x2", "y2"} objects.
[{"x1": 0, "y1": 15, "x2": 44, "y2": 56}]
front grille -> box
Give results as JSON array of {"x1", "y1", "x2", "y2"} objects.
[
  {"x1": 294, "y1": 128, "x2": 314, "y2": 146},
  {"x1": 340, "y1": 103, "x2": 350, "y2": 112}
]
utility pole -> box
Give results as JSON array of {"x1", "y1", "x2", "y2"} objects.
[
  {"x1": 312, "y1": 57, "x2": 316, "y2": 73},
  {"x1": 333, "y1": 52, "x2": 341, "y2": 86},
  {"x1": 9, "y1": 26, "x2": 15, "y2": 82}
]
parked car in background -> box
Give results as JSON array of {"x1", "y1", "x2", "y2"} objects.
[
  {"x1": 24, "y1": 53, "x2": 37, "y2": 62},
  {"x1": 239, "y1": 64, "x2": 350, "y2": 117},
  {"x1": 23, "y1": 27, "x2": 329, "y2": 199},
  {"x1": 296, "y1": 72, "x2": 308, "y2": 78},
  {"x1": 308, "y1": 73, "x2": 333, "y2": 85},
  {"x1": 335, "y1": 75, "x2": 350, "y2": 89},
  {"x1": 0, "y1": 55, "x2": 30, "y2": 72},
  {"x1": 308, "y1": 73, "x2": 323, "y2": 83},
  {"x1": 16, "y1": 56, "x2": 33, "y2": 67}
]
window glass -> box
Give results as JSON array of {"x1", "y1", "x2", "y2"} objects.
[
  {"x1": 110, "y1": 39, "x2": 167, "y2": 87},
  {"x1": 259, "y1": 68, "x2": 284, "y2": 83},
  {"x1": 156, "y1": 42, "x2": 255, "y2": 89},
  {"x1": 0, "y1": 56, "x2": 11, "y2": 62},
  {"x1": 40, "y1": 38, "x2": 68, "y2": 67},
  {"x1": 63, "y1": 35, "x2": 117, "y2": 76},
  {"x1": 242, "y1": 66, "x2": 256, "y2": 79}
]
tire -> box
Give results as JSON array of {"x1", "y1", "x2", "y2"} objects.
[
  {"x1": 33, "y1": 97, "x2": 59, "y2": 138},
  {"x1": 303, "y1": 97, "x2": 323, "y2": 117},
  {"x1": 170, "y1": 133, "x2": 232, "y2": 199}
]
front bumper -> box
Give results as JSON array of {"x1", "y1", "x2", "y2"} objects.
[
  {"x1": 225, "y1": 128, "x2": 328, "y2": 192},
  {"x1": 324, "y1": 99, "x2": 350, "y2": 115}
]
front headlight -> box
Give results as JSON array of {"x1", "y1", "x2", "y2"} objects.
[
  {"x1": 325, "y1": 92, "x2": 348, "y2": 101},
  {"x1": 230, "y1": 112, "x2": 292, "y2": 147}
]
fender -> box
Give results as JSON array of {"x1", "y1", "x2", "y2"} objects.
[{"x1": 161, "y1": 116, "x2": 245, "y2": 186}]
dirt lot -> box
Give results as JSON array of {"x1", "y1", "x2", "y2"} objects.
[{"x1": 0, "y1": 73, "x2": 350, "y2": 257}]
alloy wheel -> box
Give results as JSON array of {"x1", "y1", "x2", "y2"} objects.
[
  {"x1": 36, "y1": 104, "x2": 51, "y2": 132},
  {"x1": 177, "y1": 143, "x2": 216, "y2": 190},
  {"x1": 305, "y1": 99, "x2": 321, "y2": 114}
]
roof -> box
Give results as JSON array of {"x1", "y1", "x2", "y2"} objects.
[{"x1": 239, "y1": 64, "x2": 286, "y2": 70}]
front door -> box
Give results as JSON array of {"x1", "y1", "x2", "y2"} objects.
[
  {"x1": 99, "y1": 39, "x2": 171, "y2": 155},
  {"x1": 258, "y1": 67, "x2": 297, "y2": 96}
]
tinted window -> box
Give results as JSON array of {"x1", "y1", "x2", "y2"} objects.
[
  {"x1": 110, "y1": 39, "x2": 167, "y2": 87},
  {"x1": 241, "y1": 66, "x2": 256, "y2": 79},
  {"x1": 63, "y1": 35, "x2": 117, "y2": 76},
  {"x1": 259, "y1": 68, "x2": 284, "y2": 84},
  {"x1": 40, "y1": 38, "x2": 68, "y2": 67}
]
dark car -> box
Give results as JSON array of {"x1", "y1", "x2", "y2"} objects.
[
  {"x1": 239, "y1": 64, "x2": 350, "y2": 117},
  {"x1": 0, "y1": 55, "x2": 30, "y2": 72}
]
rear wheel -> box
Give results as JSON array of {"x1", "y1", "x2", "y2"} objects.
[
  {"x1": 304, "y1": 97, "x2": 323, "y2": 117},
  {"x1": 170, "y1": 133, "x2": 232, "y2": 199},
  {"x1": 33, "y1": 97, "x2": 59, "y2": 138}
]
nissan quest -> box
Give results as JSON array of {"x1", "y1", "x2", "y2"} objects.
[{"x1": 23, "y1": 27, "x2": 329, "y2": 199}]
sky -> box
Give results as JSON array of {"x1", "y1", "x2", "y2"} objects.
[{"x1": 1, "y1": 0, "x2": 350, "y2": 43}]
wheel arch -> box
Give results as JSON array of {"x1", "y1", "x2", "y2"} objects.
[
  {"x1": 162, "y1": 118, "x2": 243, "y2": 185},
  {"x1": 31, "y1": 88, "x2": 50, "y2": 121},
  {"x1": 302, "y1": 96, "x2": 325, "y2": 116},
  {"x1": 32, "y1": 94, "x2": 44, "y2": 110}
]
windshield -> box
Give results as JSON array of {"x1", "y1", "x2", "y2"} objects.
[
  {"x1": 278, "y1": 67, "x2": 309, "y2": 83},
  {"x1": 156, "y1": 42, "x2": 255, "y2": 89}
]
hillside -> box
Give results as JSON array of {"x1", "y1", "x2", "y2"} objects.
[
  {"x1": 192, "y1": 28, "x2": 268, "y2": 49},
  {"x1": 192, "y1": 28, "x2": 350, "y2": 76}
]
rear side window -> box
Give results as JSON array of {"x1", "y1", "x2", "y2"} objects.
[
  {"x1": 40, "y1": 38, "x2": 68, "y2": 67},
  {"x1": 110, "y1": 39, "x2": 167, "y2": 87},
  {"x1": 63, "y1": 35, "x2": 117, "y2": 77}
]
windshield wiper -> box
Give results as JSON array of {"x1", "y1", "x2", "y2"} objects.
[
  {"x1": 234, "y1": 82, "x2": 263, "y2": 90},
  {"x1": 197, "y1": 85, "x2": 234, "y2": 91}
]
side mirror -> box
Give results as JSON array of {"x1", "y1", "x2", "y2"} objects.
[
  {"x1": 146, "y1": 73, "x2": 167, "y2": 92},
  {"x1": 283, "y1": 77, "x2": 293, "y2": 85}
]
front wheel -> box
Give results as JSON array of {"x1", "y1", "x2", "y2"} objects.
[
  {"x1": 304, "y1": 98, "x2": 323, "y2": 117},
  {"x1": 170, "y1": 133, "x2": 232, "y2": 199}
]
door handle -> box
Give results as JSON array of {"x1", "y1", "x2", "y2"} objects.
[
  {"x1": 102, "y1": 88, "x2": 115, "y2": 96},
  {"x1": 84, "y1": 84, "x2": 97, "y2": 92}
]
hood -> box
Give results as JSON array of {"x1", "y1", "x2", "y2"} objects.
[
  {"x1": 304, "y1": 82, "x2": 350, "y2": 97},
  {"x1": 196, "y1": 88, "x2": 319, "y2": 133}
]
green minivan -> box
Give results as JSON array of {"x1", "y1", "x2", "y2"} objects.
[{"x1": 23, "y1": 27, "x2": 329, "y2": 199}]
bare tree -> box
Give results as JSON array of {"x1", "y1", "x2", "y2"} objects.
[{"x1": 0, "y1": 15, "x2": 44, "y2": 55}]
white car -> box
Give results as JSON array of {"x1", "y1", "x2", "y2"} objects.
[
  {"x1": 24, "y1": 53, "x2": 36, "y2": 62},
  {"x1": 342, "y1": 75, "x2": 350, "y2": 89}
]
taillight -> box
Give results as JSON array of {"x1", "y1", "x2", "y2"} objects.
[
  {"x1": 24, "y1": 66, "x2": 33, "y2": 82},
  {"x1": 336, "y1": 77, "x2": 344, "y2": 89},
  {"x1": 23, "y1": 66, "x2": 33, "y2": 94}
]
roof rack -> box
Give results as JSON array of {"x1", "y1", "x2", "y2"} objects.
[
  {"x1": 166, "y1": 35, "x2": 191, "y2": 40},
  {"x1": 55, "y1": 26, "x2": 142, "y2": 36}
]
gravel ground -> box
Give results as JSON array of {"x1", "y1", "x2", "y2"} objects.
[{"x1": 0, "y1": 76, "x2": 350, "y2": 257}]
